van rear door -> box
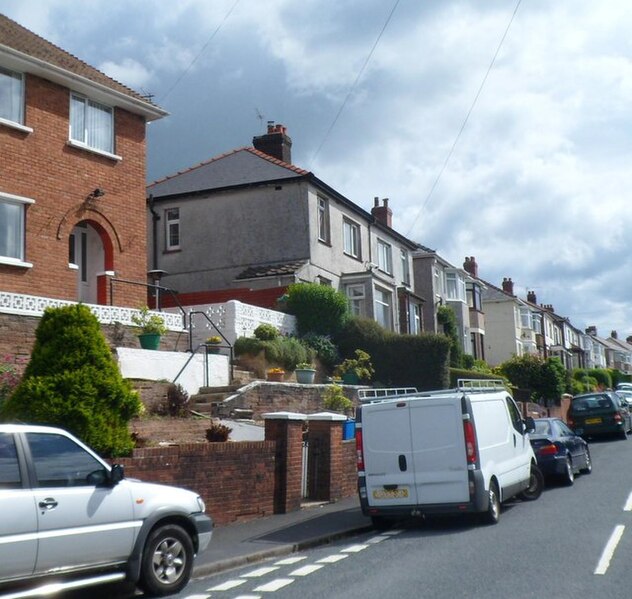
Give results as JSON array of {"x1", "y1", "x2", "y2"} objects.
[{"x1": 409, "y1": 397, "x2": 469, "y2": 504}]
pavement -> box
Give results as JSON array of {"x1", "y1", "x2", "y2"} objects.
[{"x1": 193, "y1": 495, "x2": 373, "y2": 578}]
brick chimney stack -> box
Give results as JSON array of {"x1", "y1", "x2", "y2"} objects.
[
  {"x1": 501, "y1": 277, "x2": 514, "y2": 295},
  {"x1": 543, "y1": 304, "x2": 554, "y2": 313},
  {"x1": 527, "y1": 290, "x2": 537, "y2": 304},
  {"x1": 463, "y1": 256, "x2": 478, "y2": 278},
  {"x1": 253, "y1": 121, "x2": 292, "y2": 164},
  {"x1": 611, "y1": 330, "x2": 618, "y2": 339},
  {"x1": 586, "y1": 326, "x2": 597, "y2": 336},
  {"x1": 371, "y1": 197, "x2": 393, "y2": 228}
]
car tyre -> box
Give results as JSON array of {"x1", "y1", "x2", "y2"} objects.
[
  {"x1": 579, "y1": 448, "x2": 592, "y2": 474},
  {"x1": 519, "y1": 465, "x2": 544, "y2": 501},
  {"x1": 483, "y1": 481, "x2": 500, "y2": 525},
  {"x1": 138, "y1": 524, "x2": 194, "y2": 597},
  {"x1": 561, "y1": 456, "x2": 574, "y2": 486}
]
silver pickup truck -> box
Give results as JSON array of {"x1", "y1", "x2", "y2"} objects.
[{"x1": 0, "y1": 423, "x2": 213, "y2": 597}]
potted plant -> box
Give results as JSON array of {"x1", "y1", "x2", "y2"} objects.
[
  {"x1": 131, "y1": 306, "x2": 167, "y2": 350},
  {"x1": 267, "y1": 367, "x2": 285, "y2": 382},
  {"x1": 295, "y1": 362, "x2": 316, "y2": 384},
  {"x1": 334, "y1": 349, "x2": 374, "y2": 385},
  {"x1": 322, "y1": 383, "x2": 354, "y2": 416},
  {"x1": 206, "y1": 335, "x2": 222, "y2": 354}
]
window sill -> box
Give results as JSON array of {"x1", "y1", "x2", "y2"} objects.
[
  {"x1": 0, "y1": 117, "x2": 33, "y2": 134},
  {"x1": 0, "y1": 257, "x2": 33, "y2": 268},
  {"x1": 163, "y1": 248, "x2": 181, "y2": 254},
  {"x1": 318, "y1": 238, "x2": 332, "y2": 247},
  {"x1": 66, "y1": 139, "x2": 122, "y2": 162},
  {"x1": 68, "y1": 263, "x2": 79, "y2": 270},
  {"x1": 343, "y1": 252, "x2": 362, "y2": 262}
]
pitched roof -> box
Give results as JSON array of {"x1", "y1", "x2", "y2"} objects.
[
  {"x1": 0, "y1": 14, "x2": 165, "y2": 119},
  {"x1": 235, "y1": 259, "x2": 308, "y2": 281},
  {"x1": 147, "y1": 148, "x2": 309, "y2": 198}
]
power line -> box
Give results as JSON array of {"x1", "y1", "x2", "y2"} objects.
[
  {"x1": 405, "y1": 0, "x2": 523, "y2": 237},
  {"x1": 158, "y1": 0, "x2": 241, "y2": 105},
  {"x1": 308, "y1": 0, "x2": 401, "y2": 168}
]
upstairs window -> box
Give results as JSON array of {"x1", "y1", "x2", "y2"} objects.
[
  {"x1": 318, "y1": 197, "x2": 330, "y2": 243},
  {"x1": 520, "y1": 307, "x2": 532, "y2": 329},
  {"x1": 0, "y1": 67, "x2": 24, "y2": 125},
  {"x1": 401, "y1": 249, "x2": 410, "y2": 285},
  {"x1": 377, "y1": 239, "x2": 392, "y2": 274},
  {"x1": 0, "y1": 191, "x2": 34, "y2": 266},
  {"x1": 165, "y1": 208, "x2": 180, "y2": 250},
  {"x1": 445, "y1": 272, "x2": 465, "y2": 301},
  {"x1": 69, "y1": 94, "x2": 114, "y2": 154},
  {"x1": 343, "y1": 218, "x2": 361, "y2": 259}
]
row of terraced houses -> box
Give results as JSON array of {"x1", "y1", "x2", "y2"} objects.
[{"x1": 2, "y1": 13, "x2": 630, "y2": 377}]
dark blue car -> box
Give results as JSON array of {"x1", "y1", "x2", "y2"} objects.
[{"x1": 529, "y1": 418, "x2": 592, "y2": 486}]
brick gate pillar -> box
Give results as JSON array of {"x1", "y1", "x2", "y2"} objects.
[
  {"x1": 264, "y1": 412, "x2": 305, "y2": 514},
  {"x1": 307, "y1": 412, "x2": 347, "y2": 502}
]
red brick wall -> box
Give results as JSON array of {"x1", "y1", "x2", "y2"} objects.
[
  {"x1": 117, "y1": 441, "x2": 276, "y2": 526},
  {"x1": 340, "y1": 440, "x2": 358, "y2": 498},
  {"x1": 1, "y1": 72, "x2": 148, "y2": 307}
]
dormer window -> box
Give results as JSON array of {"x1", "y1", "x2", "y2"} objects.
[
  {"x1": 0, "y1": 66, "x2": 25, "y2": 125},
  {"x1": 69, "y1": 94, "x2": 114, "y2": 154}
]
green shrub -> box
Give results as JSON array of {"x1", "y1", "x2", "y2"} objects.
[
  {"x1": 301, "y1": 333, "x2": 339, "y2": 369},
  {"x1": 588, "y1": 368, "x2": 612, "y2": 390},
  {"x1": 158, "y1": 383, "x2": 189, "y2": 417},
  {"x1": 254, "y1": 324, "x2": 279, "y2": 341},
  {"x1": 498, "y1": 354, "x2": 566, "y2": 406},
  {"x1": 234, "y1": 335, "x2": 313, "y2": 372},
  {"x1": 322, "y1": 384, "x2": 353, "y2": 413},
  {"x1": 462, "y1": 354, "x2": 475, "y2": 370},
  {"x1": 449, "y1": 368, "x2": 505, "y2": 387},
  {"x1": 437, "y1": 305, "x2": 463, "y2": 368},
  {"x1": 285, "y1": 283, "x2": 349, "y2": 336},
  {"x1": 0, "y1": 359, "x2": 20, "y2": 410},
  {"x1": 131, "y1": 305, "x2": 167, "y2": 335},
  {"x1": 234, "y1": 336, "x2": 265, "y2": 357},
  {"x1": 206, "y1": 422, "x2": 232, "y2": 442},
  {"x1": 335, "y1": 350, "x2": 375, "y2": 381},
  {"x1": 0, "y1": 305, "x2": 141, "y2": 457}
]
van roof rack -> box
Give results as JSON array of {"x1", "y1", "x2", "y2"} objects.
[
  {"x1": 358, "y1": 387, "x2": 418, "y2": 403},
  {"x1": 456, "y1": 378, "x2": 506, "y2": 392}
]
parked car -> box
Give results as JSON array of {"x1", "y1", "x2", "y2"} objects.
[
  {"x1": 0, "y1": 424, "x2": 213, "y2": 597},
  {"x1": 616, "y1": 382, "x2": 632, "y2": 391},
  {"x1": 529, "y1": 418, "x2": 592, "y2": 485},
  {"x1": 616, "y1": 389, "x2": 632, "y2": 411},
  {"x1": 567, "y1": 391, "x2": 632, "y2": 440},
  {"x1": 356, "y1": 380, "x2": 543, "y2": 527}
]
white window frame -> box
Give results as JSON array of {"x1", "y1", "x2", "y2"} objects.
[
  {"x1": 445, "y1": 271, "x2": 465, "y2": 301},
  {"x1": 374, "y1": 285, "x2": 393, "y2": 330},
  {"x1": 165, "y1": 208, "x2": 180, "y2": 251},
  {"x1": 377, "y1": 239, "x2": 392, "y2": 274},
  {"x1": 343, "y1": 218, "x2": 361, "y2": 259},
  {"x1": 401, "y1": 249, "x2": 410, "y2": 285},
  {"x1": 345, "y1": 283, "x2": 366, "y2": 317},
  {"x1": 409, "y1": 303, "x2": 421, "y2": 335},
  {"x1": 0, "y1": 191, "x2": 34, "y2": 267},
  {"x1": 0, "y1": 67, "x2": 32, "y2": 133},
  {"x1": 520, "y1": 307, "x2": 532, "y2": 329},
  {"x1": 318, "y1": 197, "x2": 330, "y2": 243},
  {"x1": 68, "y1": 93, "x2": 120, "y2": 159}
]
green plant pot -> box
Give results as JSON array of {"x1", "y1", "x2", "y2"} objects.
[
  {"x1": 207, "y1": 346, "x2": 221, "y2": 354},
  {"x1": 295, "y1": 368, "x2": 316, "y2": 384},
  {"x1": 138, "y1": 333, "x2": 161, "y2": 350},
  {"x1": 342, "y1": 372, "x2": 359, "y2": 385}
]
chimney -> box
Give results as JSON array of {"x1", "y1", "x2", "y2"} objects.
[
  {"x1": 586, "y1": 326, "x2": 597, "y2": 336},
  {"x1": 527, "y1": 290, "x2": 537, "y2": 304},
  {"x1": 463, "y1": 256, "x2": 478, "y2": 278},
  {"x1": 501, "y1": 277, "x2": 514, "y2": 295},
  {"x1": 543, "y1": 304, "x2": 554, "y2": 313},
  {"x1": 252, "y1": 121, "x2": 292, "y2": 164},
  {"x1": 611, "y1": 330, "x2": 618, "y2": 339},
  {"x1": 371, "y1": 197, "x2": 393, "y2": 228}
]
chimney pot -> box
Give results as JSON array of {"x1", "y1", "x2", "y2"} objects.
[
  {"x1": 374, "y1": 196, "x2": 380, "y2": 207},
  {"x1": 463, "y1": 256, "x2": 478, "y2": 278},
  {"x1": 586, "y1": 325, "x2": 597, "y2": 336},
  {"x1": 501, "y1": 277, "x2": 514, "y2": 295},
  {"x1": 611, "y1": 330, "x2": 618, "y2": 339},
  {"x1": 253, "y1": 123, "x2": 293, "y2": 164},
  {"x1": 371, "y1": 197, "x2": 393, "y2": 228}
]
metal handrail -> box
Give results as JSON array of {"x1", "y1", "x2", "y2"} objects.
[{"x1": 188, "y1": 310, "x2": 234, "y2": 382}]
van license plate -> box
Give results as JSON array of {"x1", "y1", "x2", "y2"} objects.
[
  {"x1": 373, "y1": 488, "x2": 408, "y2": 499},
  {"x1": 585, "y1": 417, "x2": 602, "y2": 425}
]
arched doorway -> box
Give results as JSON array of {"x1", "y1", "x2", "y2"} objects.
[{"x1": 69, "y1": 220, "x2": 112, "y2": 304}]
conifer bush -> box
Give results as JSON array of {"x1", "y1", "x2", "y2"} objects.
[{"x1": 0, "y1": 304, "x2": 141, "y2": 457}]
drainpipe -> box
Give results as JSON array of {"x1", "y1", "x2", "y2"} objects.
[{"x1": 148, "y1": 194, "x2": 159, "y2": 271}]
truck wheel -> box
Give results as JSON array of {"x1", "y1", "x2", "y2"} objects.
[
  {"x1": 519, "y1": 465, "x2": 544, "y2": 501},
  {"x1": 483, "y1": 481, "x2": 500, "y2": 525},
  {"x1": 138, "y1": 524, "x2": 194, "y2": 597}
]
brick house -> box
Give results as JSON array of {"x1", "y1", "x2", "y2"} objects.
[
  {"x1": 0, "y1": 14, "x2": 175, "y2": 353},
  {"x1": 147, "y1": 122, "x2": 424, "y2": 334}
]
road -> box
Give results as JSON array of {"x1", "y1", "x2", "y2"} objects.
[{"x1": 68, "y1": 434, "x2": 632, "y2": 598}]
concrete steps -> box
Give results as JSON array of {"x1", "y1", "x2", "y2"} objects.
[{"x1": 189, "y1": 365, "x2": 260, "y2": 416}]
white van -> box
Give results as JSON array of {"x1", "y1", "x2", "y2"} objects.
[{"x1": 355, "y1": 380, "x2": 543, "y2": 526}]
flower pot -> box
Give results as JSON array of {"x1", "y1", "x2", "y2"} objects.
[
  {"x1": 295, "y1": 368, "x2": 316, "y2": 384},
  {"x1": 138, "y1": 333, "x2": 161, "y2": 350},
  {"x1": 267, "y1": 371, "x2": 285, "y2": 382},
  {"x1": 343, "y1": 420, "x2": 356, "y2": 440},
  {"x1": 206, "y1": 346, "x2": 221, "y2": 354},
  {"x1": 342, "y1": 371, "x2": 360, "y2": 385}
]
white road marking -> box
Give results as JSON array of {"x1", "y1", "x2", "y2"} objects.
[
  {"x1": 316, "y1": 554, "x2": 349, "y2": 564},
  {"x1": 341, "y1": 544, "x2": 369, "y2": 553},
  {"x1": 242, "y1": 566, "x2": 280, "y2": 578},
  {"x1": 289, "y1": 564, "x2": 324, "y2": 576},
  {"x1": 233, "y1": 596, "x2": 261, "y2": 599},
  {"x1": 274, "y1": 556, "x2": 307, "y2": 565},
  {"x1": 208, "y1": 579, "x2": 247, "y2": 591},
  {"x1": 253, "y1": 578, "x2": 295, "y2": 592},
  {"x1": 184, "y1": 595, "x2": 210, "y2": 599},
  {"x1": 367, "y1": 535, "x2": 388, "y2": 544},
  {"x1": 382, "y1": 529, "x2": 403, "y2": 535},
  {"x1": 623, "y1": 491, "x2": 632, "y2": 511},
  {"x1": 595, "y1": 525, "x2": 625, "y2": 575}
]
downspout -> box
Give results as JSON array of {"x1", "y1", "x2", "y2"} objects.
[{"x1": 148, "y1": 194, "x2": 159, "y2": 271}]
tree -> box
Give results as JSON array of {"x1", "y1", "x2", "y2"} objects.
[{"x1": 1, "y1": 304, "x2": 141, "y2": 456}]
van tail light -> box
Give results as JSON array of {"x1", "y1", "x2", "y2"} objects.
[
  {"x1": 356, "y1": 429, "x2": 365, "y2": 471},
  {"x1": 463, "y1": 419, "x2": 478, "y2": 465},
  {"x1": 614, "y1": 413, "x2": 623, "y2": 423},
  {"x1": 537, "y1": 443, "x2": 560, "y2": 456}
]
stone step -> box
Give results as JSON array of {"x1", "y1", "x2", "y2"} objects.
[
  {"x1": 192, "y1": 392, "x2": 232, "y2": 404},
  {"x1": 198, "y1": 385, "x2": 240, "y2": 394}
]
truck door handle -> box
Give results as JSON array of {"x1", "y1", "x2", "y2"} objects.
[
  {"x1": 39, "y1": 498, "x2": 58, "y2": 510},
  {"x1": 398, "y1": 455, "x2": 407, "y2": 471},
  {"x1": 514, "y1": 435, "x2": 517, "y2": 447}
]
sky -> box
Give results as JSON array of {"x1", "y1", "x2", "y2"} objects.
[{"x1": 3, "y1": 0, "x2": 632, "y2": 340}]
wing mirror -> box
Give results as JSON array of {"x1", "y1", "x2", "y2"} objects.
[
  {"x1": 110, "y1": 464, "x2": 125, "y2": 485},
  {"x1": 523, "y1": 416, "x2": 536, "y2": 434}
]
